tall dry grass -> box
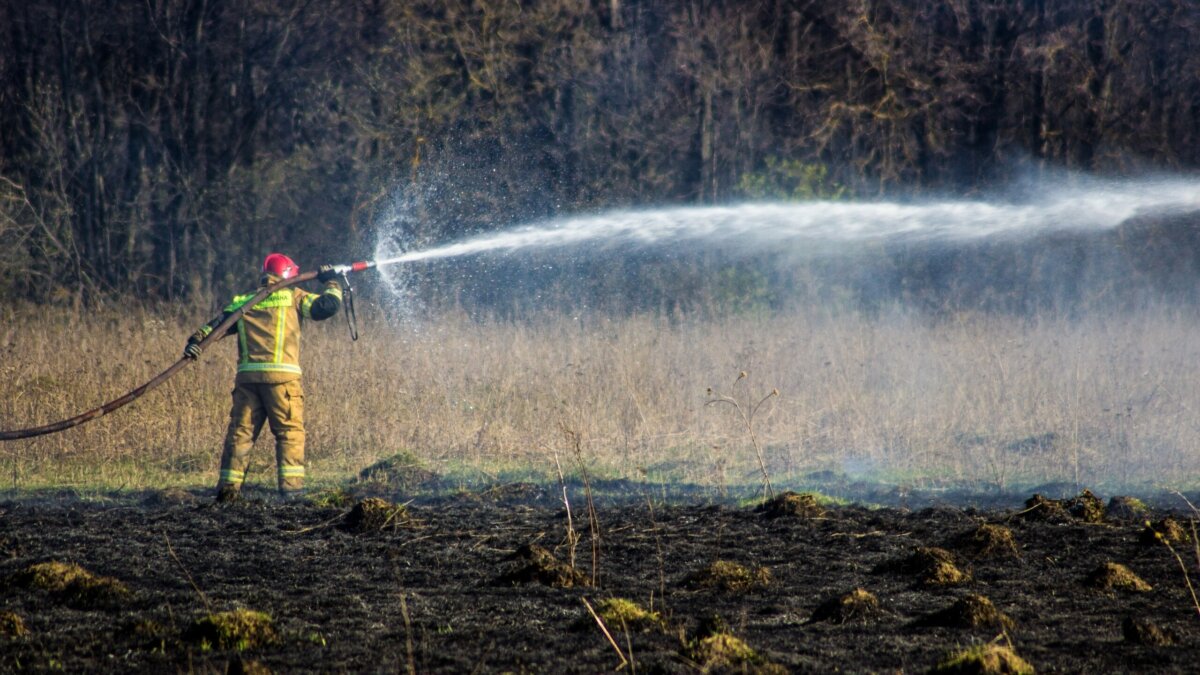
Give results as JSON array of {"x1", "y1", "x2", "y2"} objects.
[{"x1": 1, "y1": 301, "x2": 1198, "y2": 494}]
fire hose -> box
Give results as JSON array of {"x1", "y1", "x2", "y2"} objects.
[{"x1": 0, "y1": 260, "x2": 376, "y2": 441}]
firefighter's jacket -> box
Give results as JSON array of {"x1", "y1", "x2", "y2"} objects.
[{"x1": 193, "y1": 277, "x2": 342, "y2": 384}]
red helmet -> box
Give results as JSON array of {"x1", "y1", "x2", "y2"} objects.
[{"x1": 262, "y1": 253, "x2": 299, "y2": 279}]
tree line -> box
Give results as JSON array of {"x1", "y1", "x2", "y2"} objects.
[{"x1": 1, "y1": 0, "x2": 1197, "y2": 306}]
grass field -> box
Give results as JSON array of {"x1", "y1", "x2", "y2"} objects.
[{"x1": 2, "y1": 301, "x2": 1198, "y2": 496}]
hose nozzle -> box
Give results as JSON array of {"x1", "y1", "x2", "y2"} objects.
[{"x1": 332, "y1": 260, "x2": 375, "y2": 275}]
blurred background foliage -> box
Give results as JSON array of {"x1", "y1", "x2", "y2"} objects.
[{"x1": 0, "y1": 0, "x2": 1198, "y2": 313}]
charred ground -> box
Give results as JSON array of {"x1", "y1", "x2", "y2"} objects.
[{"x1": 0, "y1": 486, "x2": 1196, "y2": 673}]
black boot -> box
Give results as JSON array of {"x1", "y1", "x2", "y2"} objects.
[
  {"x1": 215, "y1": 485, "x2": 242, "y2": 503},
  {"x1": 279, "y1": 488, "x2": 307, "y2": 503}
]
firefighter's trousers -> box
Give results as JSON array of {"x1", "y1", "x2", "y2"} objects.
[{"x1": 216, "y1": 381, "x2": 306, "y2": 494}]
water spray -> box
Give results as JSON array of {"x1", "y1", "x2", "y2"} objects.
[{"x1": 5, "y1": 174, "x2": 1200, "y2": 441}]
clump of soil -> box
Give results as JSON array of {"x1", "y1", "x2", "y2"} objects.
[
  {"x1": 495, "y1": 544, "x2": 588, "y2": 588},
  {"x1": 808, "y1": 588, "x2": 883, "y2": 624},
  {"x1": 694, "y1": 613, "x2": 731, "y2": 637},
  {"x1": 228, "y1": 657, "x2": 274, "y2": 675},
  {"x1": 1019, "y1": 493, "x2": 1067, "y2": 521},
  {"x1": 8, "y1": 561, "x2": 130, "y2": 609},
  {"x1": 130, "y1": 618, "x2": 165, "y2": 637},
  {"x1": 876, "y1": 546, "x2": 969, "y2": 586},
  {"x1": 1066, "y1": 488, "x2": 1105, "y2": 523},
  {"x1": 355, "y1": 451, "x2": 439, "y2": 490},
  {"x1": 1122, "y1": 616, "x2": 1173, "y2": 646},
  {"x1": 930, "y1": 644, "x2": 1034, "y2": 675},
  {"x1": 755, "y1": 491, "x2": 825, "y2": 518},
  {"x1": 341, "y1": 498, "x2": 408, "y2": 533},
  {"x1": 141, "y1": 487, "x2": 198, "y2": 506},
  {"x1": 876, "y1": 546, "x2": 956, "y2": 574},
  {"x1": 579, "y1": 598, "x2": 664, "y2": 632},
  {"x1": 916, "y1": 594, "x2": 1014, "y2": 630},
  {"x1": 0, "y1": 610, "x2": 27, "y2": 637},
  {"x1": 183, "y1": 609, "x2": 278, "y2": 651},
  {"x1": 951, "y1": 524, "x2": 1020, "y2": 560},
  {"x1": 126, "y1": 618, "x2": 169, "y2": 649},
  {"x1": 1085, "y1": 562, "x2": 1152, "y2": 592},
  {"x1": 1140, "y1": 518, "x2": 1191, "y2": 546},
  {"x1": 683, "y1": 560, "x2": 771, "y2": 593},
  {"x1": 1105, "y1": 496, "x2": 1149, "y2": 521},
  {"x1": 922, "y1": 560, "x2": 970, "y2": 587},
  {"x1": 467, "y1": 482, "x2": 548, "y2": 503}
]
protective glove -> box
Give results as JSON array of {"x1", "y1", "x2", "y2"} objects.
[
  {"x1": 317, "y1": 264, "x2": 339, "y2": 284},
  {"x1": 183, "y1": 337, "x2": 203, "y2": 360}
]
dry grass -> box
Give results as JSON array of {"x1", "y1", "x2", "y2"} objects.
[{"x1": 3, "y1": 303, "x2": 1200, "y2": 493}]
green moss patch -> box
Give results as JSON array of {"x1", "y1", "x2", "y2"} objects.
[
  {"x1": 9, "y1": 561, "x2": 130, "y2": 609},
  {"x1": 683, "y1": 622, "x2": 787, "y2": 673},
  {"x1": 308, "y1": 486, "x2": 356, "y2": 509},
  {"x1": 755, "y1": 491, "x2": 825, "y2": 518},
  {"x1": 341, "y1": 498, "x2": 409, "y2": 533},
  {"x1": 591, "y1": 598, "x2": 663, "y2": 632},
  {"x1": 809, "y1": 588, "x2": 883, "y2": 624},
  {"x1": 688, "y1": 632, "x2": 755, "y2": 665},
  {"x1": 495, "y1": 544, "x2": 588, "y2": 588},
  {"x1": 183, "y1": 609, "x2": 278, "y2": 651},
  {"x1": 683, "y1": 560, "x2": 771, "y2": 593},
  {"x1": 930, "y1": 644, "x2": 1034, "y2": 674},
  {"x1": 917, "y1": 594, "x2": 1014, "y2": 631},
  {"x1": 1105, "y1": 496, "x2": 1148, "y2": 521},
  {"x1": 1086, "y1": 562, "x2": 1151, "y2": 592}
]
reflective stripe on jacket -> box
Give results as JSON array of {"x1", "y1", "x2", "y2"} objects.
[{"x1": 193, "y1": 280, "x2": 342, "y2": 384}]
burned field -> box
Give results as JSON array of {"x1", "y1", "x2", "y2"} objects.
[{"x1": 0, "y1": 487, "x2": 1196, "y2": 673}]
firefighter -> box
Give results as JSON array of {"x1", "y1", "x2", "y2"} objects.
[{"x1": 183, "y1": 253, "x2": 342, "y2": 501}]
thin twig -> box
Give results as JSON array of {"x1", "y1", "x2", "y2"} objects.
[
  {"x1": 399, "y1": 592, "x2": 417, "y2": 675},
  {"x1": 644, "y1": 495, "x2": 667, "y2": 607},
  {"x1": 621, "y1": 615, "x2": 636, "y2": 674},
  {"x1": 283, "y1": 511, "x2": 348, "y2": 535},
  {"x1": 1170, "y1": 490, "x2": 1200, "y2": 619},
  {"x1": 1173, "y1": 490, "x2": 1200, "y2": 517},
  {"x1": 164, "y1": 532, "x2": 211, "y2": 614},
  {"x1": 1161, "y1": 537, "x2": 1200, "y2": 619}
]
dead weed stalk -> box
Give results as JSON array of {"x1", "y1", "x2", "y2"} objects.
[
  {"x1": 706, "y1": 371, "x2": 778, "y2": 501},
  {"x1": 581, "y1": 596, "x2": 629, "y2": 670},
  {"x1": 563, "y1": 424, "x2": 602, "y2": 587},
  {"x1": 552, "y1": 449, "x2": 580, "y2": 571},
  {"x1": 1169, "y1": 491, "x2": 1200, "y2": 619},
  {"x1": 164, "y1": 532, "x2": 211, "y2": 613}
]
